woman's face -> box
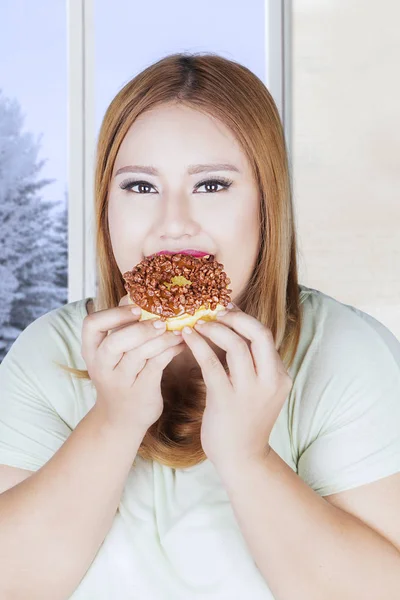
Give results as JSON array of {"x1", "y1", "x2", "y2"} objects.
[{"x1": 108, "y1": 102, "x2": 261, "y2": 304}]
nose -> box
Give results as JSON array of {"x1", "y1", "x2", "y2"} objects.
[{"x1": 155, "y1": 192, "x2": 199, "y2": 239}]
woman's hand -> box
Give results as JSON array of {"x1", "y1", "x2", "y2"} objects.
[
  {"x1": 181, "y1": 305, "x2": 293, "y2": 474},
  {"x1": 81, "y1": 295, "x2": 184, "y2": 436}
]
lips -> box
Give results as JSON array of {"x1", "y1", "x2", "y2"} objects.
[{"x1": 155, "y1": 249, "x2": 211, "y2": 258}]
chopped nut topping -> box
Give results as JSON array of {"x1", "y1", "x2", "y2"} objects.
[{"x1": 122, "y1": 254, "x2": 232, "y2": 320}]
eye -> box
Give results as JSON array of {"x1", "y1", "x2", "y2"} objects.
[
  {"x1": 119, "y1": 180, "x2": 157, "y2": 194},
  {"x1": 194, "y1": 178, "x2": 233, "y2": 193},
  {"x1": 118, "y1": 177, "x2": 233, "y2": 195}
]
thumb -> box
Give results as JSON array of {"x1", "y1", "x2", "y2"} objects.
[{"x1": 119, "y1": 293, "x2": 138, "y2": 308}]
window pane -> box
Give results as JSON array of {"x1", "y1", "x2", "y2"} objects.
[
  {"x1": 0, "y1": 1, "x2": 68, "y2": 361},
  {"x1": 94, "y1": 0, "x2": 267, "y2": 137}
]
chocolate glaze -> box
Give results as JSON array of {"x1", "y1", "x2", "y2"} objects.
[{"x1": 122, "y1": 254, "x2": 232, "y2": 320}]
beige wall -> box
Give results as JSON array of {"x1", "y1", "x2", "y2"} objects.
[{"x1": 291, "y1": 0, "x2": 400, "y2": 339}]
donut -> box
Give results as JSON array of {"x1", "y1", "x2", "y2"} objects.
[{"x1": 122, "y1": 253, "x2": 232, "y2": 331}]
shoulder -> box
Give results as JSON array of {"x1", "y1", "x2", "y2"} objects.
[
  {"x1": 293, "y1": 285, "x2": 400, "y2": 423},
  {"x1": 2, "y1": 298, "x2": 91, "y2": 375},
  {"x1": 13, "y1": 297, "x2": 88, "y2": 342},
  {"x1": 0, "y1": 300, "x2": 91, "y2": 471},
  {"x1": 293, "y1": 286, "x2": 400, "y2": 494},
  {"x1": 0, "y1": 298, "x2": 93, "y2": 422},
  {"x1": 297, "y1": 284, "x2": 400, "y2": 370}
]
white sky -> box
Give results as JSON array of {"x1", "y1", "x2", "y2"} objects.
[
  {"x1": 94, "y1": 0, "x2": 267, "y2": 136},
  {"x1": 0, "y1": 0, "x2": 67, "y2": 205}
]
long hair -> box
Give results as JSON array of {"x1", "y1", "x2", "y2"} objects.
[{"x1": 59, "y1": 52, "x2": 303, "y2": 469}]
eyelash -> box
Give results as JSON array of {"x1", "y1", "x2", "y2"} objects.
[{"x1": 119, "y1": 177, "x2": 233, "y2": 195}]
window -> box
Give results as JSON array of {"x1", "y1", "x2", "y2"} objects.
[
  {"x1": 0, "y1": 0, "x2": 68, "y2": 361},
  {"x1": 0, "y1": 0, "x2": 285, "y2": 360}
]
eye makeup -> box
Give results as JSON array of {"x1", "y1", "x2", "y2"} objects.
[{"x1": 118, "y1": 176, "x2": 234, "y2": 194}]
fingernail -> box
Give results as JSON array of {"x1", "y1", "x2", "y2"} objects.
[
  {"x1": 153, "y1": 320, "x2": 166, "y2": 329},
  {"x1": 227, "y1": 302, "x2": 234, "y2": 309},
  {"x1": 172, "y1": 329, "x2": 182, "y2": 336},
  {"x1": 183, "y1": 326, "x2": 192, "y2": 334},
  {"x1": 196, "y1": 319, "x2": 206, "y2": 325},
  {"x1": 131, "y1": 307, "x2": 141, "y2": 315},
  {"x1": 216, "y1": 310, "x2": 227, "y2": 318}
]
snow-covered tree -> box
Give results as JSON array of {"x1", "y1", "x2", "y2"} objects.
[
  {"x1": 0, "y1": 265, "x2": 19, "y2": 332},
  {"x1": 0, "y1": 90, "x2": 68, "y2": 361},
  {"x1": 42, "y1": 191, "x2": 69, "y2": 304}
]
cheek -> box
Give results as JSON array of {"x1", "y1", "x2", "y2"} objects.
[
  {"x1": 107, "y1": 199, "x2": 148, "y2": 271},
  {"x1": 108, "y1": 202, "x2": 130, "y2": 250},
  {"x1": 215, "y1": 204, "x2": 260, "y2": 298}
]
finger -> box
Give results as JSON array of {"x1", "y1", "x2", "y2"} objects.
[
  {"x1": 118, "y1": 294, "x2": 130, "y2": 307},
  {"x1": 193, "y1": 321, "x2": 255, "y2": 388},
  {"x1": 135, "y1": 342, "x2": 185, "y2": 387},
  {"x1": 97, "y1": 319, "x2": 168, "y2": 371},
  {"x1": 181, "y1": 327, "x2": 231, "y2": 393},
  {"x1": 82, "y1": 305, "x2": 142, "y2": 368},
  {"x1": 215, "y1": 308, "x2": 279, "y2": 380},
  {"x1": 117, "y1": 333, "x2": 183, "y2": 377},
  {"x1": 110, "y1": 295, "x2": 143, "y2": 334},
  {"x1": 118, "y1": 294, "x2": 141, "y2": 309}
]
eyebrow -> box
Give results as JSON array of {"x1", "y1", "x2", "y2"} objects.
[{"x1": 114, "y1": 163, "x2": 241, "y2": 177}]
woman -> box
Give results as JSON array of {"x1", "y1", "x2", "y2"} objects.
[{"x1": 1, "y1": 52, "x2": 400, "y2": 600}]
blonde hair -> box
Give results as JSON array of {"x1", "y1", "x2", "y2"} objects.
[{"x1": 60, "y1": 52, "x2": 303, "y2": 469}]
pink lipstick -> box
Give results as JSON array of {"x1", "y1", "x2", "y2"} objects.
[{"x1": 156, "y1": 249, "x2": 210, "y2": 257}]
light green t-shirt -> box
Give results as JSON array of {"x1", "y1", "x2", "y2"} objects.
[{"x1": 1, "y1": 284, "x2": 400, "y2": 599}]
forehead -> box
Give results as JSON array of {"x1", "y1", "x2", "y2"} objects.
[{"x1": 115, "y1": 103, "x2": 250, "y2": 173}]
